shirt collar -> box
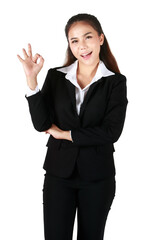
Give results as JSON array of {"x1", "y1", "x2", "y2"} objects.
[{"x1": 57, "y1": 60, "x2": 115, "y2": 90}]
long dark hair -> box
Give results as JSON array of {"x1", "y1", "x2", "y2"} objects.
[{"x1": 63, "y1": 13, "x2": 120, "y2": 73}]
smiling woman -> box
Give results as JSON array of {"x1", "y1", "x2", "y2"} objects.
[
  {"x1": 64, "y1": 14, "x2": 120, "y2": 75},
  {"x1": 17, "y1": 13, "x2": 128, "y2": 240},
  {"x1": 68, "y1": 22, "x2": 104, "y2": 88},
  {"x1": 68, "y1": 23, "x2": 104, "y2": 68}
]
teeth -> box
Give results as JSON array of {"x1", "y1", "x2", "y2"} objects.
[{"x1": 81, "y1": 52, "x2": 91, "y2": 56}]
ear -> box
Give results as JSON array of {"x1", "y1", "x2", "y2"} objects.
[{"x1": 99, "y1": 33, "x2": 104, "y2": 46}]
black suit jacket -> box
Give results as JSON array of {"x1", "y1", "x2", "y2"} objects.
[{"x1": 26, "y1": 67, "x2": 128, "y2": 181}]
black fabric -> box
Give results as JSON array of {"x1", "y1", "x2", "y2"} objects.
[
  {"x1": 43, "y1": 163, "x2": 116, "y2": 240},
  {"x1": 26, "y1": 68, "x2": 128, "y2": 180}
]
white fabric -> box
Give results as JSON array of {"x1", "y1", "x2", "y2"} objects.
[
  {"x1": 25, "y1": 60, "x2": 115, "y2": 141},
  {"x1": 57, "y1": 60, "x2": 115, "y2": 115},
  {"x1": 26, "y1": 84, "x2": 39, "y2": 97}
]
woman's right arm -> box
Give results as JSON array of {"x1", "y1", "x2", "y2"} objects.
[{"x1": 17, "y1": 43, "x2": 52, "y2": 131}]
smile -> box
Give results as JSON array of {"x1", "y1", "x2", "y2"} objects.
[{"x1": 81, "y1": 52, "x2": 92, "y2": 59}]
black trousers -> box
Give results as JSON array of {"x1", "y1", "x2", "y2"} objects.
[{"x1": 42, "y1": 162, "x2": 116, "y2": 240}]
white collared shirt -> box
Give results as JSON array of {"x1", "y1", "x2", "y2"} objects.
[
  {"x1": 57, "y1": 60, "x2": 115, "y2": 115},
  {"x1": 26, "y1": 60, "x2": 115, "y2": 115}
]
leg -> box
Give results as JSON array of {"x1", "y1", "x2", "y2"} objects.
[
  {"x1": 43, "y1": 173, "x2": 77, "y2": 240},
  {"x1": 77, "y1": 177, "x2": 116, "y2": 240}
]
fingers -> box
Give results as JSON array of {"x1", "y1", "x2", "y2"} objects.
[
  {"x1": 32, "y1": 53, "x2": 40, "y2": 63},
  {"x1": 32, "y1": 54, "x2": 44, "y2": 68},
  {"x1": 17, "y1": 54, "x2": 24, "y2": 63},
  {"x1": 38, "y1": 56, "x2": 44, "y2": 68},
  {"x1": 28, "y1": 43, "x2": 32, "y2": 58},
  {"x1": 17, "y1": 44, "x2": 30, "y2": 62},
  {"x1": 22, "y1": 48, "x2": 28, "y2": 59},
  {"x1": 17, "y1": 44, "x2": 44, "y2": 68},
  {"x1": 23, "y1": 43, "x2": 32, "y2": 59}
]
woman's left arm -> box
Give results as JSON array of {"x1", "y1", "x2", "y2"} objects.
[
  {"x1": 71, "y1": 75, "x2": 128, "y2": 146},
  {"x1": 46, "y1": 75, "x2": 128, "y2": 145},
  {"x1": 46, "y1": 124, "x2": 72, "y2": 141}
]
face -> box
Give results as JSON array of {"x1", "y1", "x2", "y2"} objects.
[{"x1": 68, "y1": 21, "x2": 104, "y2": 66}]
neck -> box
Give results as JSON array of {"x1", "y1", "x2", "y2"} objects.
[{"x1": 77, "y1": 60, "x2": 100, "y2": 78}]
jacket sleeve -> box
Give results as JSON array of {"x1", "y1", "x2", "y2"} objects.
[
  {"x1": 71, "y1": 75, "x2": 128, "y2": 146},
  {"x1": 25, "y1": 69, "x2": 53, "y2": 132}
]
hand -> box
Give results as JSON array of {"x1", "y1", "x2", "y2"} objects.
[
  {"x1": 46, "y1": 124, "x2": 72, "y2": 141},
  {"x1": 17, "y1": 43, "x2": 44, "y2": 89}
]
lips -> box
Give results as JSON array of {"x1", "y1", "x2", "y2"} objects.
[{"x1": 81, "y1": 51, "x2": 92, "y2": 59}]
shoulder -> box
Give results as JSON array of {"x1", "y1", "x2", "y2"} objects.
[
  {"x1": 99, "y1": 73, "x2": 127, "y2": 94},
  {"x1": 47, "y1": 66, "x2": 67, "y2": 78},
  {"x1": 115, "y1": 73, "x2": 127, "y2": 83},
  {"x1": 111, "y1": 72, "x2": 127, "y2": 81},
  {"x1": 47, "y1": 66, "x2": 66, "y2": 73},
  {"x1": 106, "y1": 72, "x2": 127, "y2": 87}
]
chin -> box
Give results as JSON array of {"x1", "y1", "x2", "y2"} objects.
[
  {"x1": 78, "y1": 56, "x2": 99, "y2": 66},
  {"x1": 81, "y1": 59, "x2": 99, "y2": 66}
]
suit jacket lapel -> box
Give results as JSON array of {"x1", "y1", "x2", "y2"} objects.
[
  {"x1": 65, "y1": 77, "x2": 102, "y2": 119},
  {"x1": 65, "y1": 80, "x2": 78, "y2": 116},
  {"x1": 79, "y1": 81, "x2": 99, "y2": 118}
]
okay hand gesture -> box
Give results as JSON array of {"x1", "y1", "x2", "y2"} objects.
[{"x1": 17, "y1": 43, "x2": 44, "y2": 90}]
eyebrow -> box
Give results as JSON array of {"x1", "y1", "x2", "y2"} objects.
[{"x1": 70, "y1": 32, "x2": 92, "y2": 41}]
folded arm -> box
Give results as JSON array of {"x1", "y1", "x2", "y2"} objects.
[{"x1": 70, "y1": 75, "x2": 128, "y2": 146}]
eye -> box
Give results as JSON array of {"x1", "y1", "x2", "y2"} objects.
[
  {"x1": 86, "y1": 35, "x2": 92, "y2": 40},
  {"x1": 71, "y1": 40, "x2": 78, "y2": 44}
]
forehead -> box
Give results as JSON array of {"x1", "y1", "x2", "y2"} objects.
[{"x1": 68, "y1": 21, "x2": 97, "y2": 38}]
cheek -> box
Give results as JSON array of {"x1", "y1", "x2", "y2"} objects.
[
  {"x1": 89, "y1": 40, "x2": 100, "y2": 50},
  {"x1": 70, "y1": 45, "x2": 77, "y2": 55},
  {"x1": 93, "y1": 42, "x2": 101, "y2": 53}
]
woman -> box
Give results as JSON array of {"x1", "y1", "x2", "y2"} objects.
[{"x1": 17, "y1": 13, "x2": 128, "y2": 240}]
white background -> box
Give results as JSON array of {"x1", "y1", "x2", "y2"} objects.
[{"x1": 0, "y1": 0, "x2": 160, "y2": 239}]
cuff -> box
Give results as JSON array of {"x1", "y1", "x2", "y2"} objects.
[
  {"x1": 70, "y1": 130, "x2": 73, "y2": 142},
  {"x1": 26, "y1": 85, "x2": 40, "y2": 97}
]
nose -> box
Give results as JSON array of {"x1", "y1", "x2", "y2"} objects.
[{"x1": 79, "y1": 39, "x2": 87, "y2": 50}]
